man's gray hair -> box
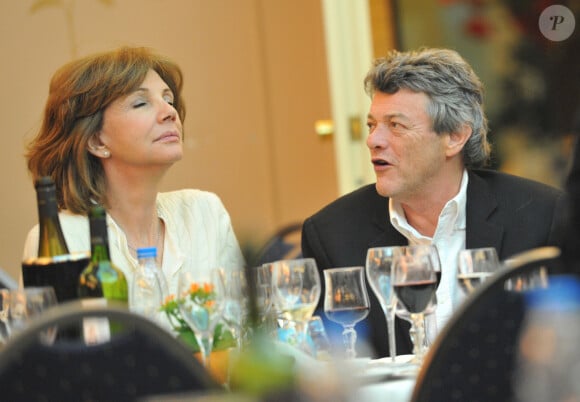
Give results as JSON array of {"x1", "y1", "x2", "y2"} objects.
[{"x1": 364, "y1": 48, "x2": 491, "y2": 168}]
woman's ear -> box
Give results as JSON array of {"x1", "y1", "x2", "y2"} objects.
[
  {"x1": 87, "y1": 135, "x2": 111, "y2": 159},
  {"x1": 445, "y1": 124, "x2": 472, "y2": 158}
]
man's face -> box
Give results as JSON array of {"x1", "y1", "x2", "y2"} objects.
[{"x1": 366, "y1": 89, "x2": 448, "y2": 202}]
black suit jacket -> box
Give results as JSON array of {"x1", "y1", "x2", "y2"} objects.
[{"x1": 301, "y1": 169, "x2": 565, "y2": 358}]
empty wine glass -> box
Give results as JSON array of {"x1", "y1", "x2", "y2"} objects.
[
  {"x1": 177, "y1": 269, "x2": 225, "y2": 368},
  {"x1": 392, "y1": 251, "x2": 437, "y2": 364},
  {"x1": 365, "y1": 246, "x2": 400, "y2": 362},
  {"x1": 5, "y1": 287, "x2": 58, "y2": 343},
  {"x1": 457, "y1": 247, "x2": 500, "y2": 296},
  {"x1": 271, "y1": 258, "x2": 321, "y2": 354},
  {"x1": 255, "y1": 264, "x2": 274, "y2": 318},
  {"x1": 0, "y1": 289, "x2": 10, "y2": 345},
  {"x1": 219, "y1": 267, "x2": 248, "y2": 349},
  {"x1": 323, "y1": 266, "x2": 370, "y2": 359}
]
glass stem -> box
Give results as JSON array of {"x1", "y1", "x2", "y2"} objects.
[
  {"x1": 410, "y1": 313, "x2": 426, "y2": 361},
  {"x1": 196, "y1": 333, "x2": 214, "y2": 368},
  {"x1": 295, "y1": 321, "x2": 315, "y2": 356},
  {"x1": 342, "y1": 325, "x2": 357, "y2": 359},
  {"x1": 386, "y1": 307, "x2": 397, "y2": 362}
]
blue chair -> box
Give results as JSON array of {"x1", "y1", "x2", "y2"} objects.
[
  {"x1": 256, "y1": 222, "x2": 303, "y2": 265},
  {"x1": 0, "y1": 300, "x2": 220, "y2": 401},
  {"x1": 411, "y1": 246, "x2": 561, "y2": 402}
]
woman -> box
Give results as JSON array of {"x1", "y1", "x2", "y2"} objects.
[{"x1": 22, "y1": 46, "x2": 245, "y2": 298}]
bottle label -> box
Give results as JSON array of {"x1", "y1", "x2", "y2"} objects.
[{"x1": 81, "y1": 298, "x2": 111, "y2": 345}]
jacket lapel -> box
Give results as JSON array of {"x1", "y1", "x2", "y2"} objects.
[
  {"x1": 465, "y1": 171, "x2": 504, "y2": 252},
  {"x1": 368, "y1": 193, "x2": 408, "y2": 249}
]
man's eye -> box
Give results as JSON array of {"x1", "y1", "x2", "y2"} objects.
[{"x1": 133, "y1": 101, "x2": 147, "y2": 108}]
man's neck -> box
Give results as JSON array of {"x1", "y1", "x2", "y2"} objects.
[{"x1": 398, "y1": 168, "x2": 466, "y2": 237}]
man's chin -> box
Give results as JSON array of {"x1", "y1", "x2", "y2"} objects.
[{"x1": 374, "y1": 182, "x2": 392, "y2": 198}]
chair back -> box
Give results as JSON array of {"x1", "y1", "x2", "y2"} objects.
[
  {"x1": 256, "y1": 222, "x2": 303, "y2": 265},
  {"x1": 0, "y1": 300, "x2": 220, "y2": 401},
  {"x1": 411, "y1": 246, "x2": 561, "y2": 402}
]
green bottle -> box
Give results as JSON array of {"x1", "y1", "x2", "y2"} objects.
[
  {"x1": 78, "y1": 206, "x2": 128, "y2": 304},
  {"x1": 35, "y1": 176, "x2": 69, "y2": 257}
]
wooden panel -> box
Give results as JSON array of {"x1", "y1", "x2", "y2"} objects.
[
  {"x1": 0, "y1": 0, "x2": 338, "y2": 276},
  {"x1": 258, "y1": 0, "x2": 338, "y2": 226},
  {"x1": 369, "y1": 0, "x2": 398, "y2": 56}
]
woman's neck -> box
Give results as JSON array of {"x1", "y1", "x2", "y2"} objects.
[{"x1": 104, "y1": 172, "x2": 165, "y2": 261}]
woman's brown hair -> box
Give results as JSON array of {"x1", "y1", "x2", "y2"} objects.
[{"x1": 26, "y1": 46, "x2": 185, "y2": 214}]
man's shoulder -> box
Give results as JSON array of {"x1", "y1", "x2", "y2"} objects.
[
  {"x1": 307, "y1": 184, "x2": 386, "y2": 220},
  {"x1": 470, "y1": 169, "x2": 563, "y2": 197}
]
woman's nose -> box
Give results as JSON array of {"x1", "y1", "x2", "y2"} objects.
[{"x1": 160, "y1": 102, "x2": 177, "y2": 122}]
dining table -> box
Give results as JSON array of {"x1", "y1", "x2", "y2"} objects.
[
  {"x1": 272, "y1": 342, "x2": 419, "y2": 402},
  {"x1": 348, "y1": 356, "x2": 417, "y2": 401}
]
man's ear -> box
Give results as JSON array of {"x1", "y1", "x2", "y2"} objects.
[{"x1": 445, "y1": 124, "x2": 472, "y2": 157}]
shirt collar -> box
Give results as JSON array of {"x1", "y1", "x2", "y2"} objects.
[{"x1": 389, "y1": 169, "x2": 469, "y2": 242}]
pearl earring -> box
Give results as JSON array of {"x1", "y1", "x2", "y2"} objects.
[{"x1": 103, "y1": 150, "x2": 110, "y2": 158}]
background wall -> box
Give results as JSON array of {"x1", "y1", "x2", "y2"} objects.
[{"x1": 0, "y1": 0, "x2": 339, "y2": 279}]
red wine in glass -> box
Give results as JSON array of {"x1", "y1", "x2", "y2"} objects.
[{"x1": 394, "y1": 280, "x2": 437, "y2": 313}]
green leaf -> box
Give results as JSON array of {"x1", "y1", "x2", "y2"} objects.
[{"x1": 177, "y1": 330, "x2": 200, "y2": 352}]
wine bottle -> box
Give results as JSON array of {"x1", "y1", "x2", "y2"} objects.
[
  {"x1": 35, "y1": 176, "x2": 69, "y2": 257},
  {"x1": 22, "y1": 176, "x2": 89, "y2": 303},
  {"x1": 78, "y1": 206, "x2": 128, "y2": 304}
]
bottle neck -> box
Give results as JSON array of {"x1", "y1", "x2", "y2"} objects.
[
  {"x1": 89, "y1": 215, "x2": 111, "y2": 263},
  {"x1": 36, "y1": 180, "x2": 70, "y2": 257}
]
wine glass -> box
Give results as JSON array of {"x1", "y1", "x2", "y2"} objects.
[
  {"x1": 368, "y1": 245, "x2": 440, "y2": 358},
  {"x1": 253, "y1": 264, "x2": 277, "y2": 335},
  {"x1": 0, "y1": 289, "x2": 11, "y2": 345},
  {"x1": 392, "y1": 251, "x2": 437, "y2": 364},
  {"x1": 307, "y1": 315, "x2": 332, "y2": 361},
  {"x1": 365, "y1": 246, "x2": 400, "y2": 362},
  {"x1": 6, "y1": 287, "x2": 58, "y2": 343},
  {"x1": 457, "y1": 247, "x2": 500, "y2": 296},
  {"x1": 323, "y1": 266, "x2": 370, "y2": 359},
  {"x1": 271, "y1": 258, "x2": 321, "y2": 354},
  {"x1": 219, "y1": 267, "x2": 248, "y2": 349},
  {"x1": 177, "y1": 269, "x2": 225, "y2": 368},
  {"x1": 255, "y1": 264, "x2": 274, "y2": 318}
]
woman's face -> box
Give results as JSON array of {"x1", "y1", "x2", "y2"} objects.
[{"x1": 96, "y1": 69, "x2": 183, "y2": 169}]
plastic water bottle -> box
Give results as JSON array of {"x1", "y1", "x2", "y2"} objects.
[
  {"x1": 513, "y1": 275, "x2": 580, "y2": 402},
  {"x1": 130, "y1": 247, "x2": 167, "y2": 321}
]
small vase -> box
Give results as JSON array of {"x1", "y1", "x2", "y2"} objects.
[{"x1": 194, "y1": 348, "x2": 233, "y2": 385}]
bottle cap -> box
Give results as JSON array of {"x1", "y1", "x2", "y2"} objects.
[
  {"x1": 525, "y1": 275, "x2": 580, "y2": 312},
  {"x1": 137, "y1": 247, "x2": 157, "y2": 259}
]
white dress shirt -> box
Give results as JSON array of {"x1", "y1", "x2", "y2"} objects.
[{"x1": 389, "y1": 170, "x2": 468, "y2": 341}]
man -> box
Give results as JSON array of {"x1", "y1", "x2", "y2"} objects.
[{"x1": 301, "y1": 48, "x2": 564, "y2": 358}]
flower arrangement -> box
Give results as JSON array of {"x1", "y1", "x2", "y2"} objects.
[{"x1": 160, "y1": 282, "x2": 235, "y2": 353}]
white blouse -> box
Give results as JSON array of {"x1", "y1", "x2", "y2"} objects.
[{"x1": 22, "y1": 189, "x2": 246, "y2": 299}]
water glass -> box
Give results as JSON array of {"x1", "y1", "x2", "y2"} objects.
[
  {"x1": 307, "y1": 315, "x2": 332, "y2": 360},
  {"x1": 457, "y1": 247, "x2": 500, "y2": 296},
  {"x1": 0, "y1": 287, "x2": 58, "y2": 344},
  {"x1": 323, "y1": 266, "x2": 370, "y2": 359}
]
